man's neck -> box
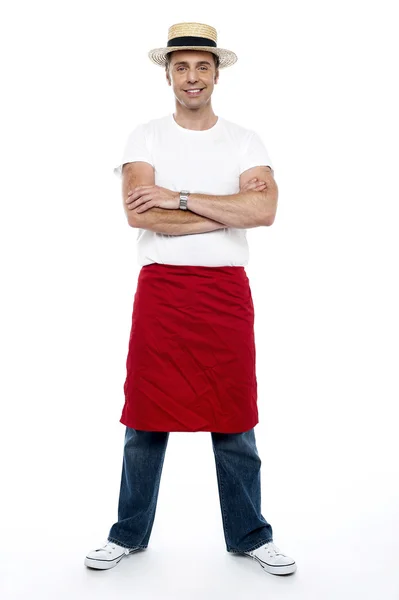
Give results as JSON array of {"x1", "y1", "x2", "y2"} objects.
[{"x1": 173, "y1": 107, "x2": 218, "y2": 131}]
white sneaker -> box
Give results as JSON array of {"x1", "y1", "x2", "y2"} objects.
[
  {"x1": 244, "y1": 541, "x2": 297, "y2": 575},
  {"x1": 85, "y1": 540, "x2": 142, "y2": 570}
]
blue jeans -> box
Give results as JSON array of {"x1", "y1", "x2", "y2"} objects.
[{"x1": 108, "y1": 426, "x2": 273, "y2": 553}]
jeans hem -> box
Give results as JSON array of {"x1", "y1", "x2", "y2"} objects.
[
  {"x1": 107, "y1": 536, "x2": 148, "y2": 550},
  {"x1": 227, "y1": 538, "x2": 273, "y2": 554}
]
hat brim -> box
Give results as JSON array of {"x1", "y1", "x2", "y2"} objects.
[{"x1": 148, "y1": 47, "x2": 237, "y2": 69}]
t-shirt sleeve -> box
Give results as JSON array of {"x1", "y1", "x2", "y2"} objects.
[
  {"x1": 113, "y1": 123, "x2": 154, "y2": 178},
  {"x1": 239, "y1": 130, "x2": 274, "y2": 175}
]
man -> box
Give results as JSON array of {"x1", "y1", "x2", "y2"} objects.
[{"x1": 85, "y1": 22, "x2": 297, "y2": 576}]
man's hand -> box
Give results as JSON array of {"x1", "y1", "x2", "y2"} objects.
[
  {"x1": 240, "y1": 177, "x2": 267, "y2": 193},
  {"x1": 125, "y1": 185, "x2": 180, "y2": 213}
]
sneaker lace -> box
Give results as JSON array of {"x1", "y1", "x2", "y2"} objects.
[
  {"x1": 264, "y1": 542, "x2": 286, "y2": 557},
  {"x1": 102, "y1": 541, "x2": 129, "y2": 555}
]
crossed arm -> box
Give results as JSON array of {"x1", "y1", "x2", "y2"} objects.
[{"x1": 121, "y1": 161, "x2": 278, "y2": 235}]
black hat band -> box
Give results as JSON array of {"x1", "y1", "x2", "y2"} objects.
[{"x1": 167, "y1": 36, "x2": 217, "y2": 48}]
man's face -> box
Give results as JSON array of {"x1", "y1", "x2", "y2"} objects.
[{"x1": 166, "y1": 50, "x2": 219, "y2": 109}]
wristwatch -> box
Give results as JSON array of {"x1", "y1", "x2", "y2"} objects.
[{"x1": 179, "y1": 190, "x2": 190, "y2": 210}]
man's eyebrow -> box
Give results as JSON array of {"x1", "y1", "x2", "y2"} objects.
[{"x1": 172, "y1": 61, "x2": 212, "y2": 67}]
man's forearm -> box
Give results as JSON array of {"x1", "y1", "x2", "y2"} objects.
[
  {"x1": 128, "y1": 187, "x2": 277, "y2": 233},
  {"x1": 130, "y1": 206, "x2": 227, "y2": 235},
  {"x1": 187, "y1": 190, "x2": 275, "y2": 228}
]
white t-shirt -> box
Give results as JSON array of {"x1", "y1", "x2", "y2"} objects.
[{"x1": 113, "y1": 113, "x2": 273, "y2": 267}]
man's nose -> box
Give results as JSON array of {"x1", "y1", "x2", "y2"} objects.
[{"x1": 186, "y1": 70, "x2": 199, "y2": 83}]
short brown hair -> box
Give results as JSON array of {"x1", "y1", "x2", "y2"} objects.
[{"x1": 165, "y1": 51, "x2": 220, "y2": 71}]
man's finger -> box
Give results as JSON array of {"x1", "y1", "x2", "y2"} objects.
[{"x1": 129, "y1": 193, "x2": 153, "y2": 209}]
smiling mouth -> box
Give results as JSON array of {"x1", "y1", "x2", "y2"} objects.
[{"x1": 184, "y1": 88, "x2": 204, "y2": 95}]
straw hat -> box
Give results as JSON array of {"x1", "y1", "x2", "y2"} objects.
[{"x1": 148, "y1": 22, "x2": 238, "y2": 69}]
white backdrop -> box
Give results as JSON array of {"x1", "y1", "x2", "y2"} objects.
[{"x1": 1, "y1": 1, "x2": 398, "y2": 599}]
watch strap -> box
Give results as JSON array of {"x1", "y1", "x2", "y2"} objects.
[{"x1": 179, "y1": 190, "x2": 190, "y2": 210}]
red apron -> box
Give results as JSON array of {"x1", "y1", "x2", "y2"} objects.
[{"x1": 120, "y1": 263, "x2": 259, "y2": 433}]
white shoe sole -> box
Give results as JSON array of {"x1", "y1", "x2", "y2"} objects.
[
  {"x1": 84, "y1": 548, "x2": 141, "y2": 570},
  {"x1": 244, "y1": 553, "x2": 297, "y2": 575}
]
